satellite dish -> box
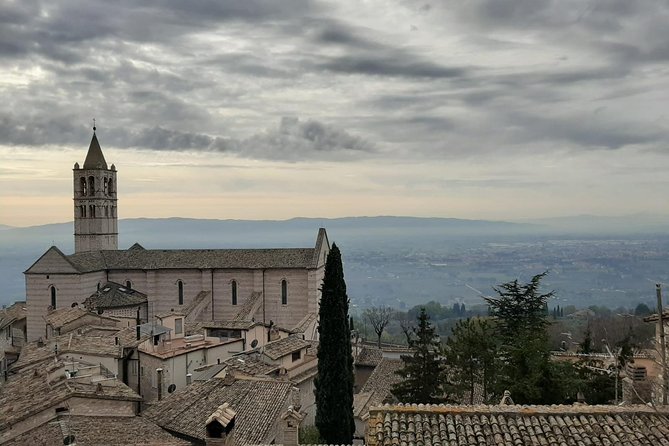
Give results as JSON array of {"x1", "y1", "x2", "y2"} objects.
[
  {"x1": 251, "y1": 339, "x2": 258, "y2": 348},
  {"x1": 168, "y1": 384, "x2": 176, "y2": 393}
]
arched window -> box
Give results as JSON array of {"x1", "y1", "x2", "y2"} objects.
[
  {"x1": 126, "y1": 281, "x2": 132, "y2": 289},
  {"x1": 231, "y1": 281, "x2": 237, "y2": 306},
  {"x1": 177, "y1": 280, "x2": 184, "y2": 305},
  {"x1": 50, "y1": 286, "x2": 57, "y2": 308},
  {"x1": 80, "y1": 205, "x2": 86, "y2": 218},
  {"x1": 89, "y1": 205, "x2": 96, "y2": 218},
  {"x1": 104, "y1": 178, "x2": 108, "y2": 195},
  {"x1": 281, "y1": 280, "x2": 288, "y2": 305},
  {"x1": 88, "y1": 176, "x2": 95, "y2": 195},
  {"x1": 97, "y1": 283, "x2": 100, "y2": 291},
  {"x1": 108, "y1": 179, "x2": 113, "y2": 194},
  {"x1": 80, "y1": 177, "x2": 87, "y2": 196}
]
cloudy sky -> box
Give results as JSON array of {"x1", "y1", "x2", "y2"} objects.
[{"x1": 1, "y1": 0, "x2": 668, "y2": 227}]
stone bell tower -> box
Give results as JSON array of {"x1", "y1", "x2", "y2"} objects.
[{"x1": 73, "y1": 126, "x2": 118, "y2": 253}]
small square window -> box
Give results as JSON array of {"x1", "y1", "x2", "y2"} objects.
[{"x1": 292, "y1": 350, "x2": 301, "y2": 362}]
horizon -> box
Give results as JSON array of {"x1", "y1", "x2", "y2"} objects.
[
  {"x1": 1, "y1": 1, "x2": 668, "y2": 226},
  {"x1": 3, "y1": 212, "x2": 669, "y2": 230}
]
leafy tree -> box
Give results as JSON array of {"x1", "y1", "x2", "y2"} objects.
[
  {"x1": 393, "y1": 308, "x2": 448, "y2": 403},
  {"x1": 444, "y1": 317, "x2": 497, "y2": 403},
  {"x1": 484, "y1": 272, "x2": 555, "y2": 403},
  {"x1": 364, "y1": 305, "x2": 394, "y2": 348},
  {"x1": 315, "y1": 244, "x2": 354, "y2": 444}
]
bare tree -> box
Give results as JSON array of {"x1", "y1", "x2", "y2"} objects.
[
  {"x1": 364, "y1": 306, "x2": 394, "y2": 348},
  {"x1": 397, "y1": 315, "x2": 414, "y2": 346}
]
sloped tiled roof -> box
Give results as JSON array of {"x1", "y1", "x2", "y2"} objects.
[
  {"x1": 43, "y1": 307, "x2": 119, "y2": 329},
  {"x1": 355, "y1": 358, "x2": 403, "y2": 420},
  {"x1": 4, "y1": 415, "x2": 190, "y2": 446},
  {"x1": 355, "y1": 346, "x2": 383, "y2": 367},
  {"x1": 367, "y1": 403, "x2": 669, "y2": 446},
  {"x1": 65, "y1": 247, "x2": 316, "y2": 272},
  {"x1": 261, "y1": 335, "x2": 310, "y2": 360},
  {"x1": 11, "y1": 334, "x2": 123, "y2": 372},
  {"x1": 142, "y1": 378, "x2": 292, "y2": 444},
  {"x1": 84, "y1": 282, "x2": 147, "y2": 309},
  {"x1": 0, "y1": 301, "x2": 27, "y2": 330},
  {"x1": 0, "y1": 360, "x2": 141, "y2": 432}
]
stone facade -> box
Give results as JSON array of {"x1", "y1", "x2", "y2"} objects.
[{"x1": 24, "y1": 132, "x2": 330, "y2": 342}]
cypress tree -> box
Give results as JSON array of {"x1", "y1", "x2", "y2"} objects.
[{"x1": 314, "y1": 244, "x2": 354, "y2": 444}]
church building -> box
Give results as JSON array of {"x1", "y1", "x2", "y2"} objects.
[{"x1": 24, "y1": 130, "x2": 329, "y2": 342}]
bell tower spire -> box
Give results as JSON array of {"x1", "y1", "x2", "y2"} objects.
[{"x1": 73, "y1": 125, "x2": 118, "y2": 252}]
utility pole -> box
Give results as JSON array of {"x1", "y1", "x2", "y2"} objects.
[{"x1": 657, "y1": 283, "x2": 668, "y2": 405}]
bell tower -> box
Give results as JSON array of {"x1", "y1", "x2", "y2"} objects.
[{"x1": 73, "y1": 125, "x2": 118, "y2": 253}]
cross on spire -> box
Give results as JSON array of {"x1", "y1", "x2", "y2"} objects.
[{"x1": 93, "y1": 118, "x2": 96, "y2": 132}]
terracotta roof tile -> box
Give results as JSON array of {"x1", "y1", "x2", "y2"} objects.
[
  {"x1": 0, "y1": 301, "x2": 27, "y2": 330},
  {"x1": 367, "y1": 404, "x2": 669, "y2": 446}
]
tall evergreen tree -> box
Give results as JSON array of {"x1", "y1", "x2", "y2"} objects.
[
  {"x1": 393, "y1": 308, "x2": 447, "y2": 403},
  {"x1": 484, "y1": 272, "x2": 555, "y2": 403},
  {"x1": 314, "y1": 244, "x2": 354, "y2": 444}
]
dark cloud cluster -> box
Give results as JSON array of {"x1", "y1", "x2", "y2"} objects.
[{"x1": 0, "y1": 0, "x2": 668, "y2": 163}]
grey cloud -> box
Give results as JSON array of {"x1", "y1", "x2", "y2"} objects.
[{"x1": 316, "y1": 55, "x2": 466, "y2": 78}]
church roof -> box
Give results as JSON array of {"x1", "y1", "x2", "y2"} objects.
[
  {"x1": 29, "y1": 247, "x2": 317, "y2": 273},
  {"x1": 83, "y1": 132, "x2": 108, "y2": 169}
]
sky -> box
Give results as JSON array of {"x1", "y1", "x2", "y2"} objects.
[{"x1": 1, "y1": 0, "x2": 668, "y2": 227}]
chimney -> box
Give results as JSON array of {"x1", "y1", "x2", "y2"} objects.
[
  {"x1": 186, "y1": 373, "x2": 192, "y2": 385},
  {"x1": 157, "y1": 368, "x2": 163, "y2": 401},
  {"x1": 205, "y1": 403, "x2": 236, "y2": 446},
  {"x1": 278, "y1": 406, "x2": 305, "y2": 446}
]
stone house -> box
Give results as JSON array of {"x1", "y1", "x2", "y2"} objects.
[{"x1": 0, "y1": 302, "x2": 27, "y2": 382}]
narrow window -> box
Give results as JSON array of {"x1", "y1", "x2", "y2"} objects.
[
  {"x1": 80, "y1": 177, "x2": 87, "y2": 196},
  {"x1": 97, "y1": 283, "x2": 100, "y2": 291},
  {"x1": 105, "y1": 206, "x2": 108, "y2": 217},
  {"x1": 178, "y1": 280, "x2": 184, "y2": 305},
  {"x1": 50, "y1": 286, "x2": 57, "y2": 308},
  {"x1": 89, "y1": 205, "x2": 96, "y2": 218},
  {"x1": 88, "y1": 176, "x2": 95, "y2": 195},
  {"x1": 126, "y1": 281, "x2": 132, "y2": 289},
  {"x1": 175, "y1": 318, "x2": 183, "y2": 335},
  {"x1": 231, "y1": 280, "x2": 237, "y2": 306},
  {"x1": 281, "y1": 280, "x2": 288, "y2": 305},
  {"x1": 80, "y1": 205, "x2": 86, "y2": 218},
  {"x1": 104, "y1": 178, "x2": 108, "y2": 195},
  {"x1": 108, "y1": 179, "x2": 113, "y2": 194}
]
